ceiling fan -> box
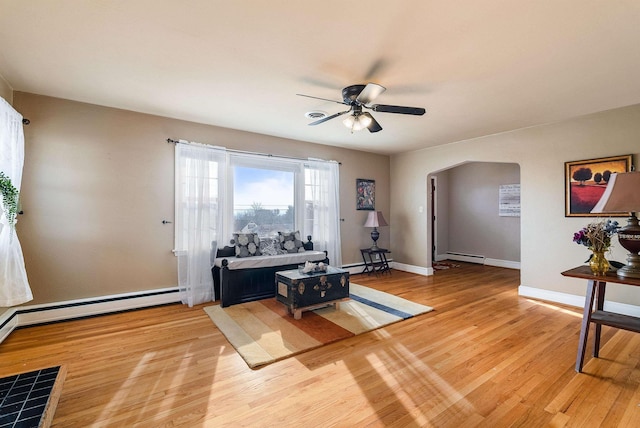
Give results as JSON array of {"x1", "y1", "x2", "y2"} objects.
[{"x1": 297, "y1": 83, "x2": 426, "y2": 133}]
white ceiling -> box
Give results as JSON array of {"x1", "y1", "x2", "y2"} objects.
[{"x1": 2, "y1": 1, "x2": 640, "y2": 155}]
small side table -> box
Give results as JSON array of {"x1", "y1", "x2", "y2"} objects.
[{"x1": 360, "y1": 248, "x2": 391, "y2": 275}]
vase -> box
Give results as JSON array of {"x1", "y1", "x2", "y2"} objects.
[{"x1": 589, "y1": 249, "x2": 609, "y2": 276}]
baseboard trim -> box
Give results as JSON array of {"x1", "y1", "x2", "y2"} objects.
[
  {"x1": 445, "y1": 252, "x2": 485, "y2": 264},
  {"x1": 518, "y1": 286, "x2": 585, "y2": 308},
  {"x1": 439, "y1": 253, "x2": 520, "y2": 270},
  {"x1": 484, "y1": 258, "x2": 521, "y2": 270},
  {"x1": 341, "y1": 258, "x2": 396, "y2": 276},
  {"x1": 518, "y1": 285, "x2": 640, "y2": 317},
  {"x1": 0, "y1": 287, "x2": 181, "y2": 344},
  {"x1": 346, "y1": 260, "x2": 432, "y2": 276},
  {"x1": 342, "y1": 265, "x2": 366, "y2": 276},
  {"x1": 391, "y1": 262, "x2": 433, "y2": 276},
  {"x1": 0, "y1": 310, "x2": 18, "y2": 343}
]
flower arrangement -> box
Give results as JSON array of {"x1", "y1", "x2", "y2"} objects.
[
  {"x1": 573, "y1": 219, "x2": 619, "y2": 252},
  {"x1": 0, "y1": 171, "x2": 19, "y2": 234}
]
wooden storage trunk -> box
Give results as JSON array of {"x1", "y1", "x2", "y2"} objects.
[{"x1": 276, "y1": 266, "x2": 350, "y2": 319}]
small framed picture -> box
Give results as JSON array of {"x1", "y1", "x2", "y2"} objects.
[
  {"x1": 564, "y1": 154, "x2": 632, "y2": 217},
  {"x1": 356, "y1": 179, "x2": 375, "y2": 211}
]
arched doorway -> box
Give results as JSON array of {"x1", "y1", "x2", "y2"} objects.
[{"x1": 429, "y1": 162, "x2": 521, "y2": 272}]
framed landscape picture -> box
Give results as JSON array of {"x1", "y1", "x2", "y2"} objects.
[
  {"x1": 564, "y1": 154, "x2": 632, "y2": 217},
  {"x1": 356, "y1": 178, "x2": 375, "y2": 210}
]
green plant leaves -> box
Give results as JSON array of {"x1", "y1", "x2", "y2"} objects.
[{"x1": 0, "y1": 171, "x2": 19, "y2": 232}]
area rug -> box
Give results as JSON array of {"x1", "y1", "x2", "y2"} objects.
[
  {"x1": 204, "y1": 283, "x2": 433, "y2": 369},
  {"x1": 433, "y1": 261, "x2": 461, "y2": 271}
]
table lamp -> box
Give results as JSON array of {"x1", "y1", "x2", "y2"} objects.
[
  {"x1": 364, "y1": 211, "x2": 388, "y2": 251},
  {"x1": 591, "y1": 171, "x2": 640, "y2": 278}
]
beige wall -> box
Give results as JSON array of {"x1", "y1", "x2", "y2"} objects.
[
  {"x1": 0, "y1": 74, "x2": 12, "y2": 104},
  {"x1": 444, "y1": 162, "x2": 520, "y2": 262},
  {"x1": 10, "y1": 89, "x2": 640, "y2": 308},
  {"x1": 434, "y1": 170, "x2": 450, "y2": 257},
  {"x1": 10, "y1": 92, "x2": 390, "y2": 306},
  {"x1": 392, "y1": 104, "x2": 640, "y2": 305}
]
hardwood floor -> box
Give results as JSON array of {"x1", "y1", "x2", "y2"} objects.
[{"x1": 2, "y1": 263, "x2": 640, "y2": 427}]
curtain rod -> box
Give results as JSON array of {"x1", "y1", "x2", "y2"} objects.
[{"x1": 166, "y1": 138, "x2": 340, "y2": 165}]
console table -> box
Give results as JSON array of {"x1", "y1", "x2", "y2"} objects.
[
  {"x1": 360, "y1": 248, "x2": 391, "y2": 275},
  {"x1": 561, "y1": 266, "x2": 640, "y2": 372}
]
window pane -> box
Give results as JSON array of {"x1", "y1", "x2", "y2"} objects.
[{"x1": 233, "y1": 166, "x2": 294, "y2": 238}]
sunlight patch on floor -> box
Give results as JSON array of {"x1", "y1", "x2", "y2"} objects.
[
  {"x1": 364, "y1": 342, "x2": 475, "y2": 425},
  {"x1": 96, "y1": 352, "x2": 155, "y2": 424}
]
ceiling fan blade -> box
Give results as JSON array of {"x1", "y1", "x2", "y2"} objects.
[
  {"x1": 363, "y1": 59, "x2": 389, "y2": 81},
  {"x1": 296, "y1": 93, "x2": 348, "y2": 105},
  {"x1": 308, "y1": 109, "x2": 350, "y2": 126},
  {"x1": 356, "y1": 83, "x2": 386, "y2": 104},
  {"x1": 370, "y1": 104, "x2": 426, "y2": 115},
  {"x1": 362, "y1": 112, "x2": 382, "y2": 133}
]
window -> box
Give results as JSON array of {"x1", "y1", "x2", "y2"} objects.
[
  {"x1": 233, "y1": 166, "x2": 295, "y2": 238},
  {"x1": 228, "y1": 154, "x2": 304, "y2": 240},
  {"x1": 175, "y1": 145, "x2": 342, "y2": 269}
]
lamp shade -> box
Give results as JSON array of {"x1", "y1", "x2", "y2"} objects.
[
  {"x1": 364, "y1": 211, "x2": 388, "y2": 228},
  {"x1": 591, "y1": 171, "x2": 640, "y2": 279},
  {"x1": 591, "y1": 172, "x2": 640, "y2": 213}
]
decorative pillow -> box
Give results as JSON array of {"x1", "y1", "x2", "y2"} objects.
[
  {"x1": 259, "y1": 238, "x2": 286, "y2": 256},
  {"x1": 278, "y1": 231, "x2": 306, "y2": 253},
  {"x1": 217, "y1": 245, "x2": 236, "y2": 258},
  {"x1": 233, "y1": 233, "x2": 261, "y2": 258}
]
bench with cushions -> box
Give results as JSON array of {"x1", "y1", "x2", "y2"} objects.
[{"x1": 212, "y1": 232, "x2": 329, "y2": 307}]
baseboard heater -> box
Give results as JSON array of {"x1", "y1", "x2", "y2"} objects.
[
  {"x1": 445, "y1": 252, "x2": 485, "y2": 264},
  {"x1": 0, "y1": 287, "x2": 180, "y2": 344}
]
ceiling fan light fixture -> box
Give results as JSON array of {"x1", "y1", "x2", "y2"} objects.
[
  {"x1": 358, "y1": 114, "x2": 372, "y2": 129},
  {"x1": 343, "y1": 114, "x2": 371, "y2": 132},
  {"x1": 343, "y1": 115, "x2": 355, "y2": 129},
  {"x1": 298, "y1": 82, "x2": 425, "y2": 133}
]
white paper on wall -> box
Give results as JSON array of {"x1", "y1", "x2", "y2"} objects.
[{"x1": 499, "y1": 184, "x2": 520, "y2": 217}]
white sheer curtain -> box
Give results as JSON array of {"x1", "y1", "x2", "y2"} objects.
[
  {"x1": 175, "y1": 142, "x2": 226, "y2": 307},
  {"x1": 305, "y1": 159, "x2": 342, "y2": 267},
  {"x1": 0, "y1": 97, "x2": 33, "y2": 306}
]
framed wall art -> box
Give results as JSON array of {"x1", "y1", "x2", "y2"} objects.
[
  {"x1": 499, "y1": 184, "x2": 520, "y2": 217},
  {"x1": 356, "y1": 178, "x2": 375, "y2": 211},
  {"x1": 564, "y1": 154, "x2": 632, "y2": 217}
]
